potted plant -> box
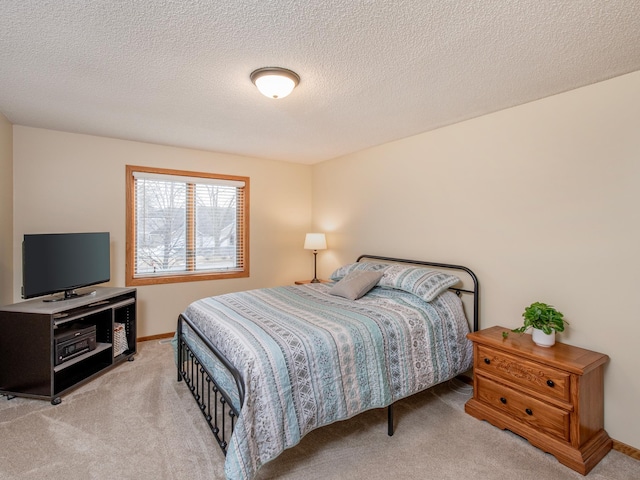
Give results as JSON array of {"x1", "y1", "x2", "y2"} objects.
[{"x1": 511, "y1": 302, "x2": 567, "y2": 347}]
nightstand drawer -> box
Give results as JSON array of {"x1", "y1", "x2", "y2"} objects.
[
  {"x1": 476, "y1": 344, "x2": 570, "y2": 403},
  {"x1": 476, "y1": 375, "x2": 570, "y2": 441}
]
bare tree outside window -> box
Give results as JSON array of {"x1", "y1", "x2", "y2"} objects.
[
  {"x1": 195, "y1": 184, "x2": 237, "y2": 271},
  {"x1": 135, "y1": 179, "x2": 187, "y2": 274}
]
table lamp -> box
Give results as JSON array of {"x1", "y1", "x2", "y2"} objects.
[{"x1": 304, "y1": 233, "x2": 327, "y2": 283}]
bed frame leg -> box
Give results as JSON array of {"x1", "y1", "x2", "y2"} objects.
[{"x1": 387, "y1": 404, "x2": 394, "y2": 436}]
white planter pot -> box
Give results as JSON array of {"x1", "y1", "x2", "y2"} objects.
[{"x1": 532, "y1": 328, "x2": 555, "y2": 347}]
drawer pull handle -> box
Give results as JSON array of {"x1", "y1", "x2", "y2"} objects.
[
  {"x1": 525, "y1": 408, "x2": 533, "y2": 416},
  {"x1": 500, "y1": 397, "x2": 507, "y2": 404},
  {"x1": 484, "y1": 358, "x2": 491, "y2": 365},
  {"x1": 546, "y1": 379, "x2": 555, "y2": 388}
]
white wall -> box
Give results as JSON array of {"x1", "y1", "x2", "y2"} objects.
[
  {"x1": 12, "y1": 127, "x2": 313, "y2": 337},
  {"x1": 0, "y1": 113, "x2": 13, "y2": 306},
  {"x1": 312, "y1": 71, "x2": 640, "y2": 449}
]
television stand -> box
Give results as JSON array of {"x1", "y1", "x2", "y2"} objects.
[{"x1": 0, "y1": 287, "x2": 136, "y2": 404}]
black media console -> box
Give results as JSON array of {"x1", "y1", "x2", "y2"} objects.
[{"x1": 0, "y1": 287, "x2": 136, "y2": 405}]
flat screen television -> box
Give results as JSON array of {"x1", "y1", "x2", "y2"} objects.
[{"x1": 22, "y1": 232, "x2": 111, "y2": 301}]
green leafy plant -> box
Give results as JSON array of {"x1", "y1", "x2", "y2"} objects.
[{"x1": 512, "y1": 302, "x2": 567, "y2": 335}]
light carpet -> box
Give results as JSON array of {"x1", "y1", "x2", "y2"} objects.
[{"x1": 1, "y1": 340, "x2": 638, "y2": 480}]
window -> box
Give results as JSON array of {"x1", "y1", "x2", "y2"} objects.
[{"x1": 126, "y1": 165, "x2": 249, "y2": 286}]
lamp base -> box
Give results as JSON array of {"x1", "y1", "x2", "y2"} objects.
[{"x1": 310, "y1": 251, "x2": 320, "y2": 284}]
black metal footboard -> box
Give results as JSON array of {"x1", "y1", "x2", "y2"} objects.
[{"x1": 177, "y1": 313, "x2": 245, "y2": 455}]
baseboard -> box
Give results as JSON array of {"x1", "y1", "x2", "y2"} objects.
[
  {"x1": 612, "y1": 440, "x2": 640, "y2": 461},
  {"x1": 137, "y1": 332, "x2": 174, "y2": 342}
]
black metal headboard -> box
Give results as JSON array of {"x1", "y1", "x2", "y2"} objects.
[{"x1": 356, "y1": 254, "x2": 479, "y2": 332}]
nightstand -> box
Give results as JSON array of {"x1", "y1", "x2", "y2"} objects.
[
  {"x1": 465, "y1": 326, "x2": 611, "y2": 475},
  {"x1": 294, "y1": 279, "x2": 331, "y2": 285}
]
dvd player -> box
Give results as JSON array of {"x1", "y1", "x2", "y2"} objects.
[{"x1": 54, "y1": 324, "x2": 97, "y2": 366}]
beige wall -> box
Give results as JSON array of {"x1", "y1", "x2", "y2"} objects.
[
  {"x1": 312, "y1": 71, "x2": 640, "y2": 448},
  {"x1": 8, "y1": 72, "x2": 640, "y2": 449},
  {"x1": 12, "y1": 127, "x2": 313, "y2": 337},
  {"x1": 0, "y1": 113, "x2": 13, "y2": 306}
]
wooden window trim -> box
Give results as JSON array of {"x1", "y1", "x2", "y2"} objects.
[{"x1": 125, "y1": 165, "x2": 250, "y2": 286}]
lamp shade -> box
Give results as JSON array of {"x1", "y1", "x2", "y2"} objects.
[
  {"x1": 304, "y1": 233, "x2": 327, "y2": 251},
  {"x1": 250, "y1": 67, "x2": 300, "y2": 99}
]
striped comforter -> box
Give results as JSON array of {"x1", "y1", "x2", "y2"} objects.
[{"x1": 182, "y1": 283, "x2": 473, "y2": 480}]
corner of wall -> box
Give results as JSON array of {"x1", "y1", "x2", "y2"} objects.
[{"x1": 0, "y1": 112, "x2": 14, "y2": 306}]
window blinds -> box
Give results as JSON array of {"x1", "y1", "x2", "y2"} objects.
[{"x1": 132, "y1": 171, "x2": 246, "y2": 278}]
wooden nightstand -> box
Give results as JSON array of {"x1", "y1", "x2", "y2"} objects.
[
  {"x1": 294, "y1": 279, "x2": 331, "y2": 285},
  {"x1": 465, "y1": 326, "x2": 611, "y2": 475}
]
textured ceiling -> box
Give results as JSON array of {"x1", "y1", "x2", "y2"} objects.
[{"x1": 1, "y1": 1, "x2": 640, "y2": 164}]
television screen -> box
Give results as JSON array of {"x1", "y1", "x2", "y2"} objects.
[{"x1": 22, "y1": 232, "x2": 110, "y2": 300}]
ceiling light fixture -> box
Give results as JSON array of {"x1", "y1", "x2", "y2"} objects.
[{"x1": 250, "y1": 67, "x2": 300, "y2": 99}]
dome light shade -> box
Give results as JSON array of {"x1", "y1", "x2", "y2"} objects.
[{"x1": 250, "y1": 67, "x2": 300, "y2": 99}]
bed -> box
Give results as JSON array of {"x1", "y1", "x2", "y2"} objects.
[{"x1": 175, "y1": 255, "x2": 479, "y2": 480}]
